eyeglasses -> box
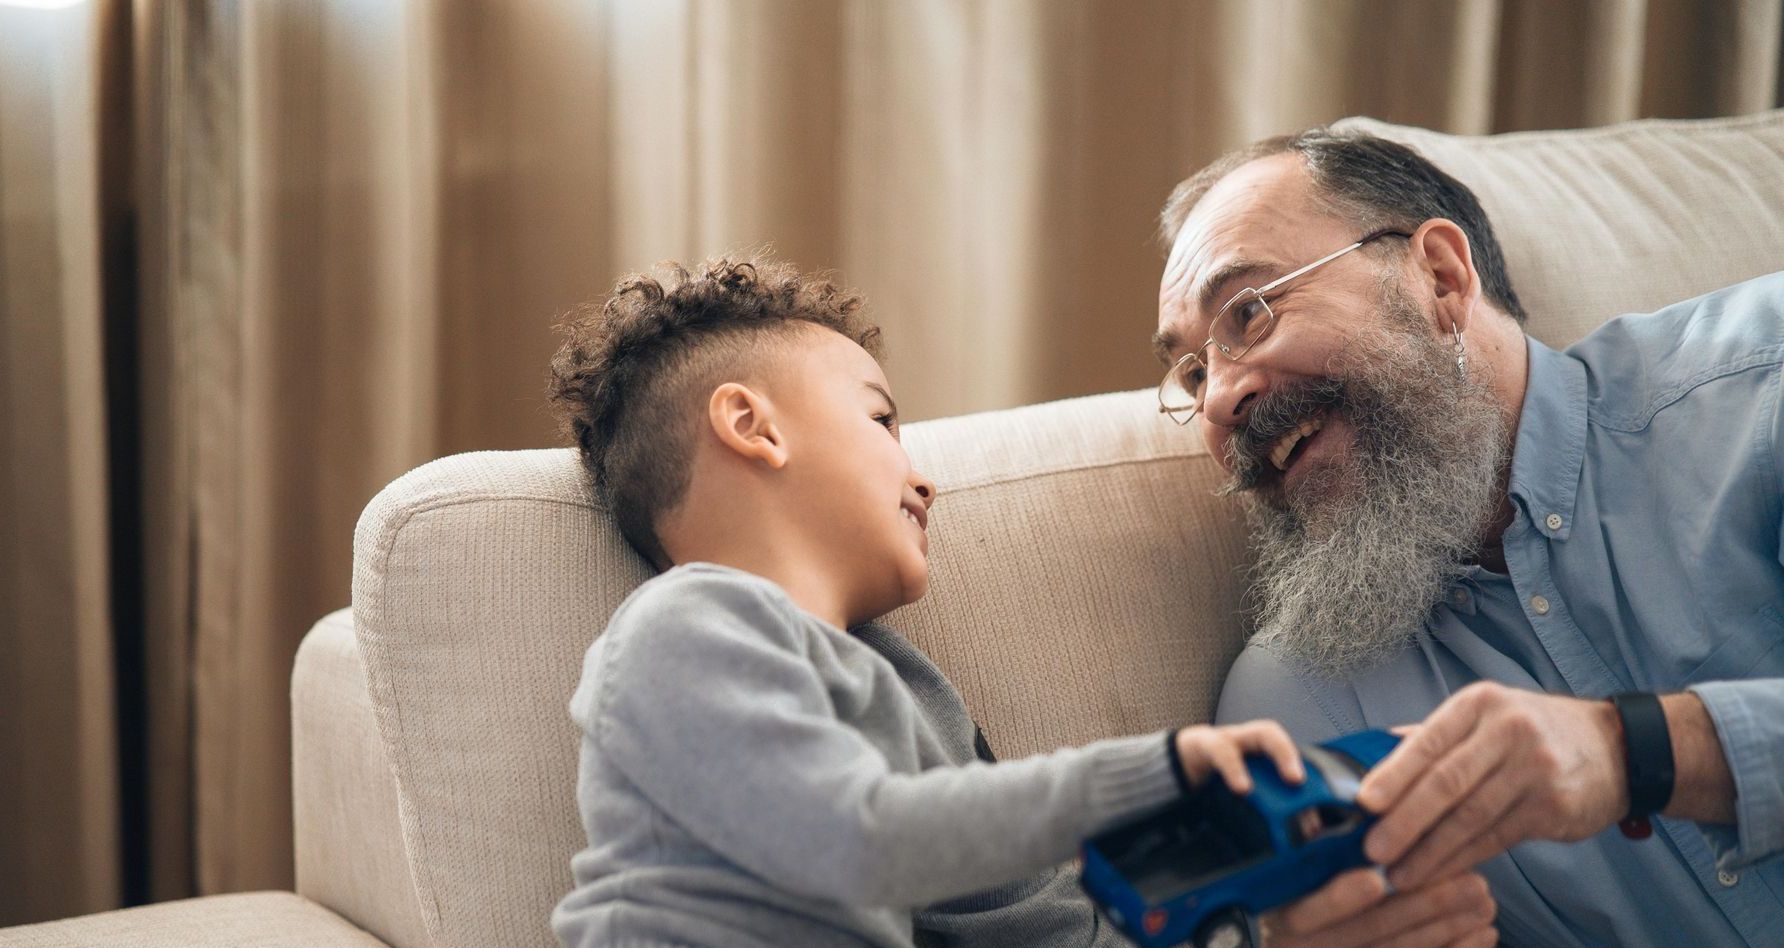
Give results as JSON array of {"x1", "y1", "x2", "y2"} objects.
[{"x1": 1157, "y1": 228, "x2": 1411, "y2": 425}]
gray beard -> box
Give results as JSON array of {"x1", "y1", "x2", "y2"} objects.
[{"x1": 1228, "y1": 290, "x2": 1507, "y2": 677}]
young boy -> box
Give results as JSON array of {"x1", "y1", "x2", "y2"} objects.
[{"x1": 546, "y1": 256, "x2": 1304, "y2": 947}]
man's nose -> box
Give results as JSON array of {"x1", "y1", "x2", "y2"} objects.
[{"x1": 1199, "y1": 353, "x2": 1269, "y2": 428}]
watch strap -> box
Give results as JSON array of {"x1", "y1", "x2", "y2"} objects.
[{"x1": 1610, "y1": 692, "x2": 1675, "y2": 822}]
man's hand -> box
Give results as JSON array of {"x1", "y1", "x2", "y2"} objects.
[
  {"x1": 1262, "y1": 867, "x2": 1497, "y2": 947},
  {"x1": 1354, "y1": 682, "x2": 1627, "y2": 889}
]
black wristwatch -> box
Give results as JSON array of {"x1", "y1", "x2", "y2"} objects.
[{"x1": 1609, "y1": 692, "x2": 1675, "y2": 838}]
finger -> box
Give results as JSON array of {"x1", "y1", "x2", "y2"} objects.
[
  {"x1": 1235, "y1": 720, "x2": 1306, "y2": 784},
  {"x1": 1270, "y1": 867, "x2": 1389, "y2": 936},
  {"x1": 1451, "y1": 929, "x2": 1501, "y2": 948},
  {"x1": 1299, "y1": 872, "x2": 1493, "y2": 948},
  {"x1": 1205, "y1": 733, "x2": 1252, "y2": 794},
  {"x1": 1385, "y1": 759, "x2": 1522, "y2": 888},
  {"x1": 1415, "y1": 807, "x2": 1541, "y2": 888},
  {"x1": 1377, "y1": 909, "x2": 1496, "y2": 948},
  {"x1": 1389, "y1": 724, "x2": 1420, "y2": 737},
  {"x1": 1365, "y1": 729, "x2": 1504, "y2": 865},
  {"x1": 1375, "y1": 876, "x2": 1496, "y2": 948},
  {"x1": 1358, "y1": 685, "x2": 1499, "y2": 813}
]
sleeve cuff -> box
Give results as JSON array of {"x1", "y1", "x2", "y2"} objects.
[
  {"x1": 1685, "y1": 680, "x2": 1784, "y2": 869},
  {"x1": 1166, "y1": 729, "x2": 1193, "y2": 795},
  {"x1": 1086, "y1": 731, "x2": 1183, "y2": 823}
]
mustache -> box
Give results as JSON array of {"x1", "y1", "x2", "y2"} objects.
[{"x1": 1220, "y1": 376, "x2": 1346, "y2": 494}]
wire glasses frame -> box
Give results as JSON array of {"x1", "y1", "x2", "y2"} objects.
[{"x1": 1157, "y1": 228, "x2": 1412, "y2": 425}]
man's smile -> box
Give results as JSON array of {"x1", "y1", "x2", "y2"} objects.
[
  {"x1": 1268, "y1": 414, "x2": 1326, "y2": 472},
  {"x1": 1221, "y1": 376, "x2": 1348, "y2": 496}
]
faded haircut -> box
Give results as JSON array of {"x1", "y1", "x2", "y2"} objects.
[{"x1": 548, "y1": 256, "x2": 881, "y2": 568}]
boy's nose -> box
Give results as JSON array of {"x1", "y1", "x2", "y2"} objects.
[{"x1": 912, "y1": 473, "x2": 937, "y2": 507}]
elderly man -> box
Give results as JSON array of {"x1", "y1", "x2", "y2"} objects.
[{"x1": 1154, "y1": 128, "x2": 1782, "y2": 947}]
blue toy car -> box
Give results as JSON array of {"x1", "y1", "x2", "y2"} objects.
[{"x1": 1080, "y1": 729, "x2": 1402, "y2": 948}]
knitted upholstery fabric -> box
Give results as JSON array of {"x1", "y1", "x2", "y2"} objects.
[
  {"x1": 1337, "y1": 111, "x2": 1784, "y2": 350},
  {"x1": 0, "y1": 893, "x2": 385, "y2": 947},
  {"x1": 293, "y1": 612, "x2": 431, "y2": 948},
  {"x1": 352, "y1": 450, "x2": 640, "y2": 948},
  {"x1": 341, "y1": 110, "x2": 1784, "y2": 948},
  {"x1": 884, "y1": 391, "x2": 1248, "y2": 760}
]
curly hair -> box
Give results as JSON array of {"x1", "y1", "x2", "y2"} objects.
[{"x1": 548, "y1": 256, "x2": 881, "y2": 569}]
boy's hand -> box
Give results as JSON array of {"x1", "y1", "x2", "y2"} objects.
[
  {"x1": 1261, "y1": 867, "x2": 1497, "y2": 948},
  {"x1": 1173, "y1": 720, "x2": 1305, "y2": 794}
]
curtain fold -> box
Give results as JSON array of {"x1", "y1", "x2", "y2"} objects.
[
  {"x1": 3, "y1": 0, "x2": 1782, "y2": 924},
  {"x1": 0, "y1": 0, "x2": 121, "y2": 925}
]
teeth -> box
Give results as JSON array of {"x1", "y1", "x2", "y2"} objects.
[
  {"x1": 901, "y1": 508, "x2": 920, "y2": 525},
  {"x1": 1269, "y1": 418, "x2": 1324, "y2": 472}
]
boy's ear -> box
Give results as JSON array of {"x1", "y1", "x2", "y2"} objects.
[{"x1": 708, "y1": 382, "x2": 788, "y2": 469}]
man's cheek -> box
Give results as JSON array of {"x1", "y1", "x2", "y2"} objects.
[{"x1": 1199, "y1": 421, "x2": 1230, "y2": 467}]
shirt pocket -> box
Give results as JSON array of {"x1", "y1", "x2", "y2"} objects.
[{"x1": 1681, "y1": 604, "x2": 1784, "y2": 684}]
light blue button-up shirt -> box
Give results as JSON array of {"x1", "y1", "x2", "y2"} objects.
[{"x1": 1217, "y1": 273, "x2": 1784, "y2": 947}]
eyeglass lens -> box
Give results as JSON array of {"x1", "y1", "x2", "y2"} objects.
[{"x1": 1160, "y1": 290, "x2": 1276, "y2": 421}]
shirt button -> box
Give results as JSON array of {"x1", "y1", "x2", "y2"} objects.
[
  {"x1": 1530, "y1": 595, "x2": 1551, "y2": 615},
  {"x1": 1545, "y1": 513, "x2": 1563, "y2": 531},
  {"x1": 1449, "y1": 588, "x2": 1468, "y2": 607},
  {"x1": 1718, "y1": 869, "x2": 1740, "y2": 887}
]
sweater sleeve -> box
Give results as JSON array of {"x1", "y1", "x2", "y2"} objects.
[{"x1": 586, "y1": 571, "x2": 1180, "y2": 908}]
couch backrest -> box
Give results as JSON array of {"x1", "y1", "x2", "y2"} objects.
[
  {"x1": 349, "y1": 109, "x2": 1784, "y2": 948},
  {"x1": 1338, "y1": 111, "x2": 1784, "y2": 350}
]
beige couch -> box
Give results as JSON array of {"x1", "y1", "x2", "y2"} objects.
[{"x1": 6, "y1": 110, "x2": 1783, "y2": 947}]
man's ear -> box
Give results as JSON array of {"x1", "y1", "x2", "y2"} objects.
[
  {"x1": 1410, "y1": 218, "x2": 1481, "y2": 335},
  {"x1": 707, "y1": 382, "x2": 788, "y2": 469}
]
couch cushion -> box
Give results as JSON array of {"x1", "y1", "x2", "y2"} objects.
[
  {"x1": 352, "y1": 451, "x2": 643, "y2": 948},
  {"x1": 292, "y1": 612, "x2": 430, "y2": 948},
  {"x1": 0, "y1": 892, "x2": 386, "y2": 948},
  {"x1": 1339, "y1": 110, "x2": 1784, "y2": 349}
]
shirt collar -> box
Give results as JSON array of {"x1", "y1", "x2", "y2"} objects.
[{"x1": 1506, "y1": 335, "x2": 1587, "y2": 541}]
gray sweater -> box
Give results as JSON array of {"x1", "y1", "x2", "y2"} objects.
[{"x1": 552, "y1": 564, "x2": 1181, "y2": 947}]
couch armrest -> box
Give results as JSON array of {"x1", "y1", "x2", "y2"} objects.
[
  {"x1": 293, "y1": 611, "x2": 430, "y2": 948},
  {"x1": 0, "y1": 892, "x2": 387, "y2": 947}
]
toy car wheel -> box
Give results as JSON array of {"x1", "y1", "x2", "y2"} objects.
[{"x1": 1194, "y1": 907, "x2": 1253, "y2": 948}]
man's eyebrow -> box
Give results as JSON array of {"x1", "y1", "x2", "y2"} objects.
[
  {"x1": 1155, "y1": 258, "x2": 1282, "y2": 364},
  {"x1": 864, "y1": 381, "x2": 898, "y2": 419},
  {"x1": 1196, "y1": 259, "x2": 1277, "y2": 316},
  {"x1": 1152, "y1": 327, "x2": 1185, "y2": 365}
]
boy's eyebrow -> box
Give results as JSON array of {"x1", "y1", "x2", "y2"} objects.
[{"x1": 864, "y1": 381, "x2": 898, "y2": 418}]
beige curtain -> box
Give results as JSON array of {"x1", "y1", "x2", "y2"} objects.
[
  {"x1": 0, "y1": 0, "x2": 121, "y2": 924},
  {"x1": 4, "y1": 0, "x2": 1781, "y2": 925}
]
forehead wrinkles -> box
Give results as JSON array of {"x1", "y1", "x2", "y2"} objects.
[
  {"x1": 1157, "y1": 179, "x2": 1346, "y2": 359},
  {"x1": 1159, "y1": 155, "x2": 1326, "y2": 300},
  {"x1": 1157, "y1": 219, "x2": 1272, "y2": 355}
]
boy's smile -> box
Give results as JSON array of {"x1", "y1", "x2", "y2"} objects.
[
  {"x1": 900, "y1": 499, "x2": 928, "y2": 533},
  {"x1": 654, "y1": 322, "x2": 936, "y2": 632},
  {"x1": 772, "y1": 326, "x2": 937, "y2": 622}
]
